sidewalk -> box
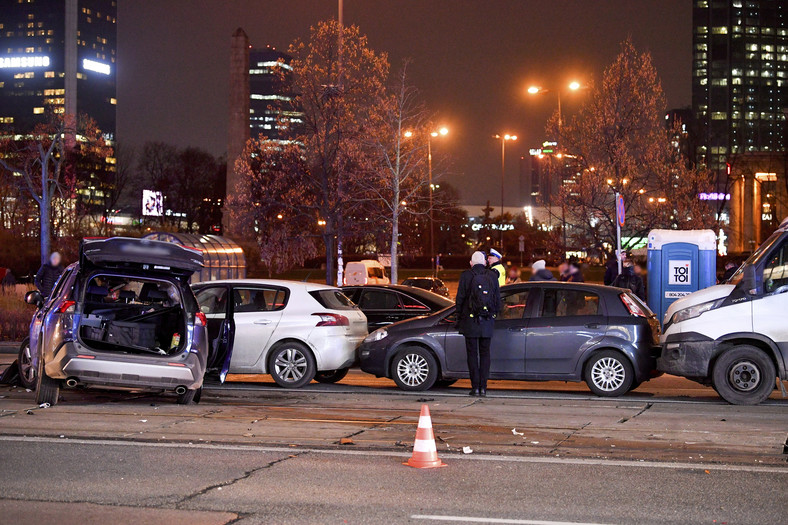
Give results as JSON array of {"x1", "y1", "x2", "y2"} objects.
[{"x1": 0, "y1": 342, "x2": 18, "y2": 355}]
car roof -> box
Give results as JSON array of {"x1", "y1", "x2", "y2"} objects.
[
  {"x1": 193, "y1": 279, "x2": 340, "y2": 292},
  {"x1": 504, "y1": 281, "x2": 620, "y2": 295},
  {"x1": 342, "y1": 284, "x2": 454, "y2": 307}
]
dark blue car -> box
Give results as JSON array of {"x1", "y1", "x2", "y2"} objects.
[{"x1": 358, "y1": 282, "x2": 661, "y2": 396}]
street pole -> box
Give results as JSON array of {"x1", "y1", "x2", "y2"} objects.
[
  {"x1": 500, "y1": 137, "x2": 505, "y2": 248},
  {"x1": 615, "y1": 191, "x2": 622, "y2": 275},
  {"x1": 557, "y1": 91, "x2": 567, "y2": 260},
  {"x1": 428, "y1": 135, "x2": 435, "y2": 277}
]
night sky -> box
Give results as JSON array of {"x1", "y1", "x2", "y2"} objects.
[{"x1": 117, "y1": 0, "x2": 691, "y2": 207}]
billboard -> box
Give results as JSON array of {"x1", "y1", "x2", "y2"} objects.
[{"x1": 142, "y1": 190, "x2": 163, "y2": 217}]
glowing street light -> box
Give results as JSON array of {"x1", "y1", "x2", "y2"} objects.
[{"x1": 526, "y1": 80, "x2": 586, "y2": 130}]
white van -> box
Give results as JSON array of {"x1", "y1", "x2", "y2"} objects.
[
  {"x1": 658, "y1": 219, "x2": 788, "y2": 405},
  {"x1": 344, "y1": 260, "x2": 389, "y2": 286}
]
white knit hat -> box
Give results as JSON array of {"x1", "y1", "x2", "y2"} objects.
[{"x1": 470, "y1": 251, "x2": 486, "y2": 266}]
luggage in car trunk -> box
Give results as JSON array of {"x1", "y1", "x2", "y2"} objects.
[{"x1": 106, "y1": 321, "x2": 157, "y2": 348}]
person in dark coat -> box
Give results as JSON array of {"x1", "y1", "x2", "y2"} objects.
[
  {"x1": 603, "y1": 253, "x2": 619, "y2": 285},
  {"x1": 721, "y1": 260, "x2": 738, "y2": 282},
  {"x1": 35, "y1": 251, "x2": 64, "y2": 299},
  {"x1": 528, "y1": 260, "x2": 556, "y2": 281},
  {"x1": 1, "y1": 268, "x2": 16, "y2": 287},
  {"x1": 455, "y1": 251, "x2": 501, "y2": 397},
  {"x1": 565, "y1": 259, "x2": 584, "y2": 282},
  {"x1": 612, "y1": 260, "x2": 647, "y2": 301}
]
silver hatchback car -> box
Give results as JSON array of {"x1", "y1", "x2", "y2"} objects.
[{"x1": 19, "y1": 237, "x2": 208, "y2": 405}]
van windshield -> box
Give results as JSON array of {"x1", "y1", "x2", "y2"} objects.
[{"x1": 728, "y1": 230, "x2": 784, "y2": 284}]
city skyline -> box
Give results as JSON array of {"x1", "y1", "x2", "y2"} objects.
[{"x1": 117, "y1": 0, "x2": 691, "y2": 206}]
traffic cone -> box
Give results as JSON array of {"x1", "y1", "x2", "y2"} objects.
[{"x1": 404, "y1": 404, "x2": 447, "y2": 469}]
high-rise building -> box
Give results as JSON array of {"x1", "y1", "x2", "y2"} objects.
[
  {"x1": 692, "y1": 0, "x2": 787, "y2": 174},
  {"x1": 0, "y1": 0, "x2": 117, "y2": 136},
  {"x1": 225, "y1": 29, "x2": 303, "y2": 233}
]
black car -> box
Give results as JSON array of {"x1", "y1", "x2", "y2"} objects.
[
  {"x1": 401, "y1": 277, "x2": 450, "y2": 297},
  {"x1": 358, "y1": 282, "x2": 661, "y2": 397},
  {"x1": 341, "y1": 284, "x2": 454, "y2": 332}
]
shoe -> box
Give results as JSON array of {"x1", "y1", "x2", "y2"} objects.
[
  {"x1": 469, "y1": 388, "x2": 480, "y2": 396},
  {"x1": 479, "y1": 389, "x2": 487, "y2": 397}
]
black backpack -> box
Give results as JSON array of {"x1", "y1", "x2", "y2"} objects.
[{"x1": 468, "y1": 271, "x2": 496, "y2": 319}]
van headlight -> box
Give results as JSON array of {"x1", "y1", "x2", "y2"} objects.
[
  {"x1": 364, "y1": 328, "x2": 388, "y2": 343},
  {"x1": 670, "y1": 299, "x2": 724, "y2": 325}
]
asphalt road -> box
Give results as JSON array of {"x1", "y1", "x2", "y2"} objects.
[{"x1": 0, "y1": 437, "x2": 786, "y2": 525}]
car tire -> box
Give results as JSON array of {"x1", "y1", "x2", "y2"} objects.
[
  {"x1": 584, "y1": 350, "x2": 634, "y2": 397},
  {"x1": 314, "y1": 368, "x2": 349, "y2": 384},
  {"x1": 434, "y1": 378, "x2": 458, "y2": 388},
  {"x1": 177, "y1": 386, "x2": 201, "y2": 405},
  {"x1": 268, "y1": 342, "x2": 316, "y2": 388},
  {"x1": 34, "y1": 351, "x2": 59, "y2": 406},
  {"x1": 391, "y1": 347, "x2": 438, "y2": 391},
  {"x1": 712, "y1": 346, "x2": 776, "y2": 406},
  {"x1": 17, "y1": 338, "x2": 36, "y2": 390}
]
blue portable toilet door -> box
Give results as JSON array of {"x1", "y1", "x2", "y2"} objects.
[{"x1": 661, "y1": 242, "x2": 699, "y2": 316}]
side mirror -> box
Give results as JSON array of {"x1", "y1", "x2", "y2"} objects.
[
  {"x1": 742, "y1": 265, "x2": 760, "y2": 296},
  {"x1": 24, "y1": 290, "x2": 44, "y2": 308}
]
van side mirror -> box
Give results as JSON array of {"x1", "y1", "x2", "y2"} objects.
[
  {"x1": 25, "y1": 290, "x2": 44, "y2": 308},
  {"x1": 742, "y1": 265, "x2": 760, "y2": 296}
]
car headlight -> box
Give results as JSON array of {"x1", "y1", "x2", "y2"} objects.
[
  {"x1": 670, "y1": 298, "x2": 723, "y2": 325},
  {"x1": 364, "y1": 328, "x2": 388, "y2": 343}
]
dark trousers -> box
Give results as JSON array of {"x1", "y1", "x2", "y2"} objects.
[{"x1": 465, "y1": 337, "x2": 491, "y2": 390}]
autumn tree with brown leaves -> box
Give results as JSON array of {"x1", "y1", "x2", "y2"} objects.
[
  {"x1": 231, "y1": 20, "x2": 389, "y2": 284},
  {"x1": 552, "y1": 39, "x2": 716, "y2": 256}
]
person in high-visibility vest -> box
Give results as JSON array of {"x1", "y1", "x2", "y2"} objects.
[{"x1": 487, "y1": 248, "x2": 506, "y2": 287}]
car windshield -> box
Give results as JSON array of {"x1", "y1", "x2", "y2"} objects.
[
  {"x1": 309, "y1": 289, "x2": 357, "y2": 310},
  {"x1": 728, "y1": 230, "x2": 784, "y2": 284}
]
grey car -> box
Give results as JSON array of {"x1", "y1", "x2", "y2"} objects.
[
  {"x1": 359, "y1": 282, "x2": 661, "y2": 396},
  {"x1": 19, "y1": 237, "x2": 208, "y2": 405}
]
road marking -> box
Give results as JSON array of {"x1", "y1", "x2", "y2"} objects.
[
  {"x1": 1, "y1": 435, "x2": 786, "y2": 474},
  {"x1": 411, "y1": 516, "x2": 610, "y2": 525}
]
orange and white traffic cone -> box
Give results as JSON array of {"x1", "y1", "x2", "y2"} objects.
[{"x1": 404, "y1": 404, "x2": 447, "y2": 469}]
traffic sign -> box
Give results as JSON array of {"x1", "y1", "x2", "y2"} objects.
[
  {"x1": 518, "y1": 235, "x2": 525, "y2": 253},
  {"x1": 616, "y1": 195, "x2": 625, "y2": 227}
]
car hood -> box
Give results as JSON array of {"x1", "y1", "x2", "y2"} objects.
[
  {"x1": 81, "y1": 237, "x2": 204, "y2": 274},
  {"x1": 664, "y1": 284, "x2": 734, "y2": 321}
]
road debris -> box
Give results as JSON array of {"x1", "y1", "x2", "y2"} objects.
[
  {"x1": 462, "y1": 446, "x2": 473, "y2": 454},
  {"x1": 511, "y1": 428, "x2": 524, "y2": 436}
]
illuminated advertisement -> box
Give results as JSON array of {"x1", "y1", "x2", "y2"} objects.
[
  {"x1": 0, "y1": 56, "x2": 51, "y2": 68},
  {"x1": 82, "y1": 58, "x2": 111, "y2": 75},
  {"x1": 142, "y1": 190, "x2": 163, "y2": 217}
]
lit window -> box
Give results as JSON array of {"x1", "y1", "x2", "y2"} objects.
[
  {"x1": 711, "y1": 112, "x2": 727, "y2": 120},
  {"x1": 110, "y1": 97, "x2": 116, "y2": 105},
  {"x1": 32, "y1": 107, "x2": 44, "y2": 114},
  {"x1": 696, "y1": 26, "x2": 708, "y2": 34},
  {"x1": 712, "y1": 27, "x2": 728, "y2": 35}
]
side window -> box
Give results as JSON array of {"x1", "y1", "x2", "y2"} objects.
[
  {"x1": 763, "y1": 243, "x2": 788, "y2": 293},
  {"x1": 233, "y1": 287, "x2": 287, "y2": 313},
  {"x1": 499, "y1": 290, "x2": 530, "y2": 320},
  {"x1": 195, "y1": 287, "x2": 228, "y2": 318},
  {"x1": 399, "y1": 294, "x2": 429, "y2": 310},
  {"x1": 368, "y1": 267, "x2": 385, "y2": 279},
  {"x1": 359, "y1": 290, "x2": 400, "y2": 310},
  {"x1": 541, "y1": 289, "x2": 600, "y2": 317},
  {"x1": 49, "y1": 268, "x2": 74, "y2": 303}
]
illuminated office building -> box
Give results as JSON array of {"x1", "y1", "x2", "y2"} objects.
[
  {"x1": 0, "y1": 0, "x2": 116, "y2": 136},
  {"x1": 692, "y1": 0, "x2": 787, "y2": 173}
]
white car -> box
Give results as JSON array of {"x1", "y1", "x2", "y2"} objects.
[{"x1": 192, "y1": 280, "x2": 368, "y2": 388}]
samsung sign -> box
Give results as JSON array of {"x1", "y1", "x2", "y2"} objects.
[
  {"x1": 82, "y1": 58, "x2": 111, "y2": 75},
  {"x1": 0, "y1": 55, "x2": 51, "y2": 68}
]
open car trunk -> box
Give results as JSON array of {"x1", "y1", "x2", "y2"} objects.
[{"x1": 79, "y1": 274, "x2": 188, "y2": 356}]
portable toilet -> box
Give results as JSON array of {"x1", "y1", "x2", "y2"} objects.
[{"x1": 646, "y1": 229, "x2": 717, "y2": 325}]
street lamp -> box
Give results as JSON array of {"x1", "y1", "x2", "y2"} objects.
[
  {"x1": 494, "y1": 133, "x2": 517, "y2": 247},
  {"x1": 405, "y1": 126, "x2": 449, "y2": 276}
]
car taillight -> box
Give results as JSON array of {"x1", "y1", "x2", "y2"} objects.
[
  {"x1": 312, "y1": 313, "x2": 349, "y2": 327},
  {"x1": 620, "y1": 293, "x2": 648, "y2": 317},
  {"x1": 57, "y1": 300, "x2": 76, "y2": 313},
  {"x1": 195, "y1": 311, "x2": 207, "y2": 327}
]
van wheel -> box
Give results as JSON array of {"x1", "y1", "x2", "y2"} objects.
[
  {"x1": 584, "y1": 350, "x2": 634, "y2": 397},
  {"x1": 177, "y1": 386, "x2": 201, "y2": 405},
  {"x1": 269, "y1": 342, "x2": 316, "y2": 388},
  {"x1": 34, "y1": 353, "x2": 59, "y2": 406},
  {"x1": 314, "y1": 368, "x2": 349, "y2": 384},
  {"x1": 17, "y1": 338, "x2": 36, "y2": 390},
  {"x1": 712, "y1": 346, "x2": 775, "y2": 405},
  {"x1": 391, "y1": 347, "x2": 438, "y2": 391}
]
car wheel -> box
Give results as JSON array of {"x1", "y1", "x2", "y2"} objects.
[
  {"x1": 434, "y1": 378, "x2": 457, "y2": 388},
  {"x1": 17, "y1": 338, "x2": 36, "y2": 390},
  {"x1": 391, "y1": 347, "x2": 438, "y2": 391},
  {"x1": 34, "y1": 350, "x2": 59, "y2": 406},
  {"x1": 268, "y1": 342, "x2": 316, "y2": 388},
  {"x1": 584, "y1": 350, "x2": 634, "y2": 397},
  {"x1": 712, "y1": 346, "x2": 775, "y2": 406},
  {"x1": 177, "y1": 386, "x2": 201, "y2": 405},
  {"x1": 314, "y1": 368, "x2": 349, "y2": 384}
]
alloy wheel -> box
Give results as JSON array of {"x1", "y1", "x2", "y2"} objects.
[
  {"x1": 396, "y1": 353, "x2": 429, "y2": 387},
  {"x1": 273, "y1": 347, "x2": 308, "y2": 383},
  {"x1": 590, "y1": 356, "x2": 626, "y2": 392}
]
